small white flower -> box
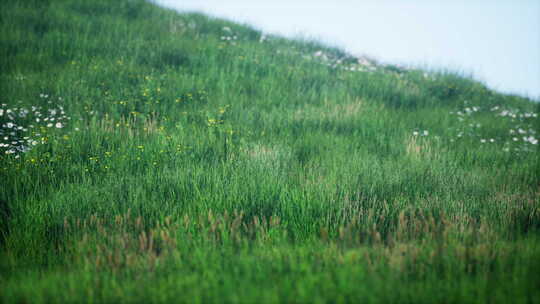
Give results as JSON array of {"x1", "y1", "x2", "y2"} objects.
[
  {"x1": 423, "y1": 130, "x2": 429, "y2": 136},
  {"x1": 55, "y1": 122, "x2": 63, "y2": 128},
  {"x1": 0, "y1": 109, "x2": 3, "y2": 116},
  {"x1": 75, "y1": 127, "x2": 80, "y2": 131},
  {"x1": 6, "y1": 122, "x2": 13, "y2": 128},
  {"x1": 480, "y1": 139, "x2": 486, "y2": 143},
  {"x1": 513, "y1": 137, "x2": 518, "y2": 141},
  {"x1": 413, "y1": 131, "x2": 419, "y2": 136},
  {"x1": 524, "y1": 136, "x2": 538, "y2": 145},
  {"x1": 47, "y1": 123, "x2": 53, "y2": 128},
  {"x1": 489, "y1": 138, "x2": 495, "y2": 143}
]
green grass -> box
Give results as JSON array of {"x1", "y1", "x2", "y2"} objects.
[{"x1": 1, "y1": 0, "x2": 539, "y2": 303}]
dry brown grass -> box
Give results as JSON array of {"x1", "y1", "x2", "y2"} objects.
[
  {"x1": 65, "y1": 211, "x2": 178, "y2": 271},
  {"x1": 405, "y1": 135, "x2": 438, "y2": 160}
]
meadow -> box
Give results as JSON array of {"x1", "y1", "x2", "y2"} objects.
[{"x1": 1, "y1": 0, "x2": 539, "y2": 303}]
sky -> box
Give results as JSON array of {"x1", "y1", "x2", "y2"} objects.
[{"x1": 154, "y1": 0, "x2": 540, "y2": 100}]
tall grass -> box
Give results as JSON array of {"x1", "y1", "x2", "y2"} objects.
[{"x1": 1, "y1": 0, "x2": 539, "y2": 303}]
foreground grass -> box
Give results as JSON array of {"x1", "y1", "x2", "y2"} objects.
[{"x1": 1, "y1": 0, "x2": 539, "y2": 302}]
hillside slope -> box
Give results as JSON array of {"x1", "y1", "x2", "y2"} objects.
[{"x1": 1, "y1": 0, "x2": 539, "y2": 303}]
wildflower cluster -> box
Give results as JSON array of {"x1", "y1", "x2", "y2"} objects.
[
  {"x1": 206, "y1": 105, "x2": 229, "y2": 127},
  {"x1": 449, "y1": 102, "x2": 538, "y2": 152},
  {"x1": 305, "y1": 50, "x2": 380, "y2": 73},
  {"x1": 412, "y1": 130, "x2": 429, "y2": 137},
  {"x1": 220, "y1": 26, "x2": 239, "y2": 45},
  {"x1": 0, "y1": 94, "x2": 70, "y2": 157}
]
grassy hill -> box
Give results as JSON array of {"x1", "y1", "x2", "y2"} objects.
[{"x1": 1, "y1": 0, "x2": 539, "y2": 303}]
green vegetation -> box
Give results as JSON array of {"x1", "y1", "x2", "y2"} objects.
[{"x1": 1, "y1": 0, "x2": 539, "y2": 303}]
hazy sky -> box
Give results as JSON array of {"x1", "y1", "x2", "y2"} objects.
[{"x1": 154, "y1": 0, "x2": 540, "y2": 100}]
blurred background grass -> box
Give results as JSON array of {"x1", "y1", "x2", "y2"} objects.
[{"x1": 0, "y1": 0, "x2": 539, "y2": 303}]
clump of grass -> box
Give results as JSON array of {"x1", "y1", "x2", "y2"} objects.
[{"x1": 0, "y1": 0, "x2": 539, "y2": 303}]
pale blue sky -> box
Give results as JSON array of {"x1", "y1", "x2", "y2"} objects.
[{"x1": 155, "y1": 0, "x2": 540, "y2": 100}]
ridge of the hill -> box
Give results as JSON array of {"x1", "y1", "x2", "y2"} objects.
[{"x1": 0, "y1": 0, "x2": 539, "y2": 303}]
